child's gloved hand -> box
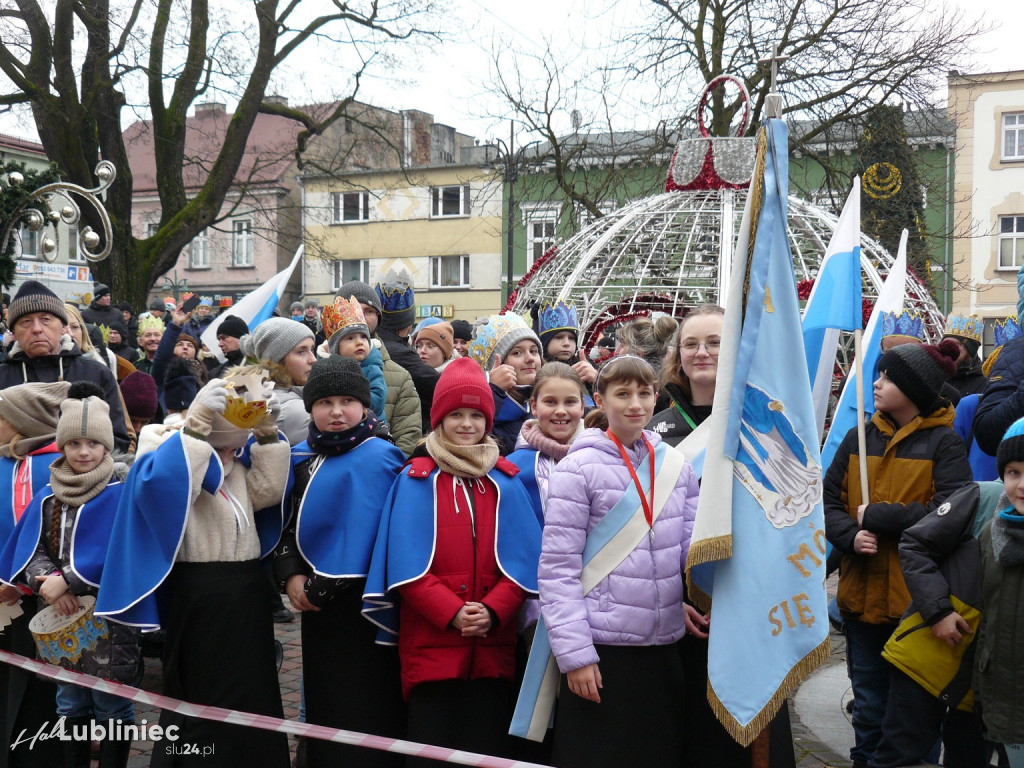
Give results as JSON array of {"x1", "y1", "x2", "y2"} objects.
[{"x1": 185, "y1": 378, "x2": 230, "y2": 436}]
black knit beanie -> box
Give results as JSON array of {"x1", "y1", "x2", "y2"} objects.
[
  {"x1": 877, "y1": 339, "x2": 959, "y2": 415},
  {"x1": 997, "y1": 417, "x2": 1024, "y2": 478},
  {"x1": 217, "y1": 315, "x2": 250, "y2": 340},
  {"x1": 164, "y1": 356, "x2": 200, "y2": 412},
  {"x1": 450, "y1": 319, "x2": 473, "y2": 343},
  {"x1": 302, "y1": 356, "x2": 371, "y2": 412}
]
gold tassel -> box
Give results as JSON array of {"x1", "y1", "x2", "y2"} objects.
[
  {"x1": 707, "y1": 635, "x2": 832, "y2": 747},
  {"x1": 684, "y1": 534, "x2": 733, "y2": 611}
]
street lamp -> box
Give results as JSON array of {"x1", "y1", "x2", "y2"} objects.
[
  {"x1": 162, "y1": 270, "x2": 188, "y2": 302},
  {"x1": 486, "y1": 122, "x2": 540, "y2": 304}
]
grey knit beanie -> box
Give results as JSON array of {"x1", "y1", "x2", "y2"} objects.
[
  {"x1": 0, "y1": 381, "x2": 71, "y2": 437},
  {"x1": 336, "y1": 280, "x2": 383, "y2": 317},
  {"x1": 239, "y1": 318, "x2": 314, "y2": 364}
]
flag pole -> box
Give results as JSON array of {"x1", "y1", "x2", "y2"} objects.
[{"x1": 854, "y1": 328, "x2": 870, "y2": 503}]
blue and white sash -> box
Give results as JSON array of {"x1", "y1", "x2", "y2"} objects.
[{"x1": 510, "y1": 441, "x2": 688, "y2": 741}]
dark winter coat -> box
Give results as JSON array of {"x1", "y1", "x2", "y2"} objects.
[
  {"x1": 948, "y1": 356, "x2": 986, "y2": 400},
  {"x1": 378, "y1": 327, "x2": 438, "y2": 433},
  {"x1": 895, "y1": 481, "x2": 1003, "y2": 708},
  {"x1": 823, "y1": 405, "x2": 972, "y2": 624},
  {"x1": 0, "y1": 337, "x2": 132, "y2": 452},
  {"x1": 646, "y1": 383, "x2": 711, "y2": 448},
  {"x1": 80, "y1": 301, "x2": 123, "y2": 330},
  {"x1": 972, "y1": 335, "x2": 1024, "y2": 455}
]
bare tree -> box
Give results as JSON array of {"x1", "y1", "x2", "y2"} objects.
[{"x1": 0, "y1": 0, "x2": 439, "y2": 306}]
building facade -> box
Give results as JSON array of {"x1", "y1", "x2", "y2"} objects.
[
  {"x1": 301, "y1": 118, "x2": 504, "y2": 322},
  {"x1": 948, "y1": 69, "x2": 1024, "y2": 337}
]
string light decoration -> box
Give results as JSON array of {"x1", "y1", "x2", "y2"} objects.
[
  {"x1": 0, "y1": 160, "x2": 117, "y2": 271},
  {"x1": 505, "y1": 78, "x2": 945, "y2": 367}
]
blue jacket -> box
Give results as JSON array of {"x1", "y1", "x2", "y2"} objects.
[
  {"x1": 360, "y1": 346, "x2": 388, "y2": 425},
  {"x1": 973, "y1": 335, "x2": 1024, "y2": 455}
]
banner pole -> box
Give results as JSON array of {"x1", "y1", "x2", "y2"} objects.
[{"x1": 854, "y1": 328, "x2": 870, "y2": 503}]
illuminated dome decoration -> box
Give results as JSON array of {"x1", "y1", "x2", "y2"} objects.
[{"x1": 505, "y1": 79, "x2": 944, "y2": 363}]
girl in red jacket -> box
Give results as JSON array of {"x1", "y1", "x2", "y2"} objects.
[{"x1": 363, "y1": 357, "x2": 541, "y2": 764}]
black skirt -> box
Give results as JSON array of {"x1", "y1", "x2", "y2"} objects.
[
  {"x1": 551, "y1": 642, "x2": 686, "y2": 768},
  {"x1": 302, "y1": 581, "x2": 405, "y2": 768},
  {"x1": 679, "y1": 633, "x2": 796, "y2": 768},
  {"x1": 0, "y1": 603, "x2": 62, "y2": 768},
  {"x1": 152, "y1": 560, "x2": 289, "y2": 768}
]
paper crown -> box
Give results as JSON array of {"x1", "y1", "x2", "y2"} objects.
[
  {"x1": 538, "y1": 300, "x2": 580, "y2": 336},
  {"x1": 98, "y1": 324, "x2": 111, "y2": 345},
  {"x1": 222, "y1": 370, "x2": 271, "y2": 429},
  {"x1": 994, "y1": 315, "x2": 1023, "y2": 348},
  {"x1": 138, "y1": 315, "x2": 164, "y2": 335},
  {"x1": 467, "y1": 313, "x2": 535, "y2": 371},
  {"x1": 880, "y1": 310, "x2": 925, "y2": 341},
  {"x1": 942, "y1": 313, "x2": 984, "y2": 344},
  {"x1": 375, "y1": 271, "x2": 415, "y2": 313},
  {"x1": 321, "y1": 296, "x2": 368, "y2": 340}
]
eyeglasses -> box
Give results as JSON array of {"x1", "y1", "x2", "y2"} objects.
[{"x1": 680, "y1": 340, "x2": 721, "y2": 356}]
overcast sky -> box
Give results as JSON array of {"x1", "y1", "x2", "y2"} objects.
[{"x1": 0, "y1": 0, "x2": 1020, "y2": 145}]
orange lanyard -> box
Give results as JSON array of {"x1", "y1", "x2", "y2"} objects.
[{"x1": 607, "y1": 431, "x2": 656, "y2": 532}]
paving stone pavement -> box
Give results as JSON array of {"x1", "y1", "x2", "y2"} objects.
[{"x1": 115, "y1": 598, "x2": 854, "y2": 767}]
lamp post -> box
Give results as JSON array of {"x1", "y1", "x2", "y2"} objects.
[
  {"x1": 487, "y1": 122, "x2": 540, "y2": 304},
  {"x1": 162, "y1": 270, "x2": 188, "y2": 302}
]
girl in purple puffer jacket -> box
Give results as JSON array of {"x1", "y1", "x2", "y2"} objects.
[{"x1": 533, "y1": 354, "x2": 699, "y2": 768}]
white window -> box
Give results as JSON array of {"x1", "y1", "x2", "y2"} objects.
[
  {"x1": 68, "y1": 224, "x2": 86, "y2": 264},
  {"x1": 146, "y1": 222, "x2": 159, "y2": 238},
  {"x1": 998, "y1": 215, "x2": 1024, "y2": 268},
  {"x1": 1003, "y1": 113, "x2": 1024, "y2": 161},
  {"x1": 189, "y1": 229, "x2": 210, "y2": 268},
  {"x1": 430, "y1": 255, "x2": 470, "y2": 288},
  {"x1": 333, "y1": 259, "x2": 369, "y2": 290},
  {"x1": 430, "y1": 185, "x2": 471, "y2": 217},
  {"x1": 575, "y1": 201, "x2": 617, "y2": 230},
  {"x1": 232, "y1": 219, "x2": 253, "y2": 267},
  {"x1": 332, "y1": 191, "x2": 370, "y2": 223},
  {"x1": 17, "y1": 226, "x2": 39, "y2": 259},
  {"x1": 523, "y1": 206, "x2": 560, "y2": 269}
]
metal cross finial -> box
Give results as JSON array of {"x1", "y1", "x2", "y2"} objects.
[{"x1": 758, "y1": 44, "x2": 791, "y2": 119}]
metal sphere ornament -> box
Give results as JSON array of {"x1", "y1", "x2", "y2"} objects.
[{"x1": 7, "y1": 171, "x2": 23, "y2": 186}]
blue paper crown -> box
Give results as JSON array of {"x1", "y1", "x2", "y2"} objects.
[
  {"x1": 942, "y1": 313, "x2": 984, "y2": 344},
  {"x1": 538, "y1": 300, "x2": 579, "y2": 336},
  {"x1": 994, "y1": 315, "x2": 1023, "y2": 348},
  {"x1": 374, "y1": 272, "x2": 415, "y2": 313},
  {"x1": 880, "y1": 310, "x2": 925, "y2": 341}
]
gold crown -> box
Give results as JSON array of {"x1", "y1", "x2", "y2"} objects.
[
  {"x1": 138, "y1": 315, "x2": 164, "y2": 334},
  {"x1": 222, "y1": 370, "x2": 271, "y2": 429},
  {"x1": 321, "y1": 296, "x2": 367, "y2": 340}
]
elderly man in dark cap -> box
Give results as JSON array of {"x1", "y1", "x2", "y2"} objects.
[{"x1": 0, "y1": 280, "x2": 134, "y2": 451}]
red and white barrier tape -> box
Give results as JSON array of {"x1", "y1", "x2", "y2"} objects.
[{"x1": 0, "y1": 649, "x2": 549, "y2": 767}]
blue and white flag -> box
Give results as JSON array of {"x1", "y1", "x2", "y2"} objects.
[
  {"x1": 802, "y1": 179, "x2": 862, "y2": 439},
  {"x1": 686, "y1": 119, "x2": 830, "y2": 746},
  {"x1": 820, "y1": 230, "x2": 908, "y2": 471},
  {"x1": 200, "y1": 244, "x2": 304, "y2": 361}
]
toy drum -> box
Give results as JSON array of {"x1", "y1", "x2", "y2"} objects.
[{"x1": 28, "y1": 595, "x2": 109, "y2": 668}]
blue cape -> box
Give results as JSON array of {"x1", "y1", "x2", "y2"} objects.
[
  {"x1": 362, "y1": 458, "x2": 541, "y2": 643},
  {"x1": 506, "y1": 448, "x2": 544, "y2": 526},
  {"x1": 0, "y1": 449, "x2": 60, "y2": 547},
  {"x1": 96, "y1": 430, "x2": 290, "y2": 629},
  {"x1": 0, "y1": 482, "x2": 123, "y2": 588},
  {"x1": 290, "y1": 437, "x2": 404, "y2": 577}
]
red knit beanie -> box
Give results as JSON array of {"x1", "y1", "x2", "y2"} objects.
[{"x1": 430, "y1": 357, "x2": 495, "y2": 433}]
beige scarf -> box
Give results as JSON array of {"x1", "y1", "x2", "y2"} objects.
[
  {"x1": 48, "y1": 454, "x2": 115, "y2": 507},
  {"x1": 426, "y1": 430, "x2": 500, "y2": 478}
]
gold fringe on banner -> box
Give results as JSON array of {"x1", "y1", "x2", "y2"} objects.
[
  {"x1": 707, "y1": 634, "x2": 832, "y2": 747},
  {"x1": 684, "y1": 534, "x2": 733, "y2": 612}
]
